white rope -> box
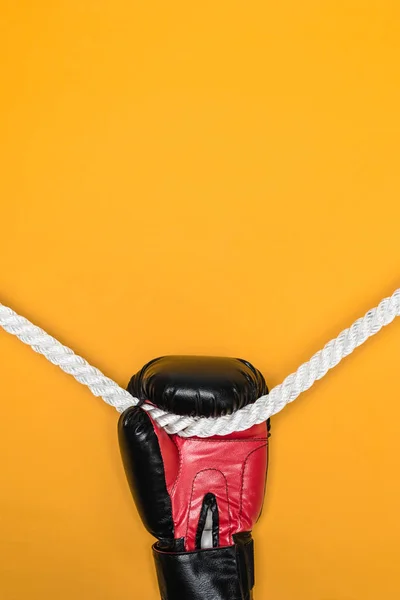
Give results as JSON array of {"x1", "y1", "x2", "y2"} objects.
[
  {"x1": 0, "y1": 305, "x2": 138, "y2": 412},
  {"x1": 1, "y1": 288, "x2": 399, "y2": 437}
]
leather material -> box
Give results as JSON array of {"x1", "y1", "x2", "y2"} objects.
[
  {"x1": 165, "y1": 423, "x2": 268, "y2": 549},
  {"x1": 127, "y1": 355, "x2": 268, "y2": 417},
  {"x1": 153, "y1": 537, "x2": 255, "y2": 600},
  {"x1": 118, "y1": 407, "x2": 175, "y2": 544},
  {"x1": 119, "y1": 356, "x2": 270, "y2": 599},
  {"x1": 119, "y1": 410, "x2": 268, "y2": 551}
]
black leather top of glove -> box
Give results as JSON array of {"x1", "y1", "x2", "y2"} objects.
[{"x1": 127, "y1": 355, "x2": 268, "y2": 418}]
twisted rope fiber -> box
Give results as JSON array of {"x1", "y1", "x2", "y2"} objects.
[{"x1": 0, "y1": 288, "x2": 399, "y2": 437}]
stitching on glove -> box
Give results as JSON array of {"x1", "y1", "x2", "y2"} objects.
[
  {"x1": 169, "y1": 435, "x2": 183, "y2": 496},
  {"x1": 185, "y1": 468, "x2": 232, "y2": 546},
  {"x1": 238, "y1": 443, "x2": 268, "y2": 530}
]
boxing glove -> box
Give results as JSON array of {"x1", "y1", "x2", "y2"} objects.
[{"x1": 118, "y1": 356, "x2": 270, "y2": 600}]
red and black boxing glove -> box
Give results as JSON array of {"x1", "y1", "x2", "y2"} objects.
[{"x1": 118, "y1": 356, "x2": 270, "y2": 600}]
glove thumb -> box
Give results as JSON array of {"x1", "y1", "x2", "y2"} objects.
[{"x1": 118, "y1": 406, "x2": 179, "y2": 543}]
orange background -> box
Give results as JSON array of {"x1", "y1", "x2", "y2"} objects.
[{"x1": 1, "y1": 2, "x2": 400, "y2": 599}]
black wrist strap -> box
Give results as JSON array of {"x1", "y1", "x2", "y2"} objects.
[{"x1": 152, "y1": 536, "x2": 255, "y2": 600}]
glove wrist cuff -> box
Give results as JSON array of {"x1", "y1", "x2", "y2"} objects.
[{"x1": 152, "y1": 535, "x2": 255, "y2": 600}]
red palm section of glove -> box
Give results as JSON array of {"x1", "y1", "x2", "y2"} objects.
[{"x1": 149, "y1": 415, "x2": 267, "y2": 551}]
